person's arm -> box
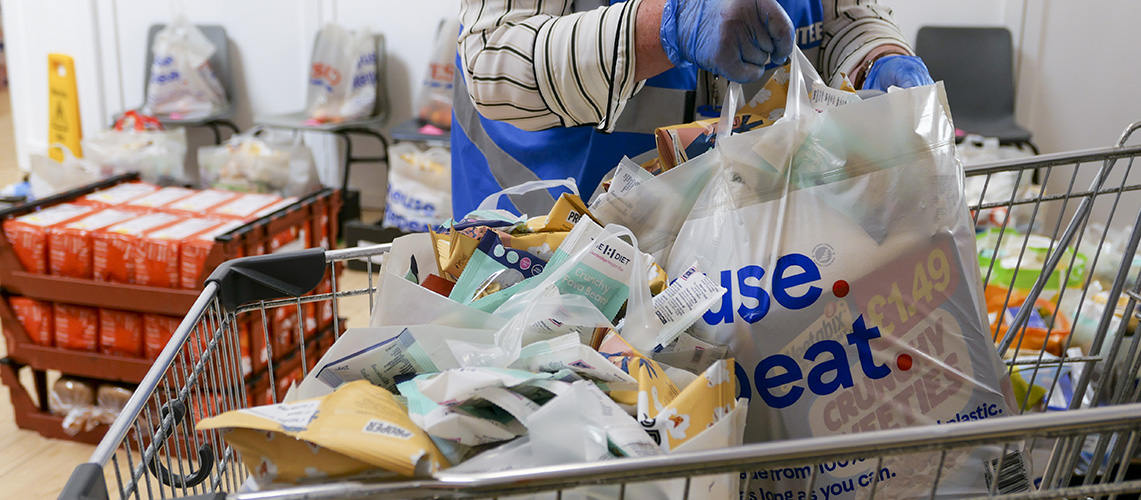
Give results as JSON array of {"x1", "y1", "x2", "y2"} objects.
[
  {"x1": 460, "y1": 0, "x2": 648, "y2": 132},
  {"x1": 818, "y1": 0, "x2": 914, "y2": 89}
]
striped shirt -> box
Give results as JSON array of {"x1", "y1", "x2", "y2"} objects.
[{"x1": 459, "y1": 0, "x2": 913, "y2": 132}]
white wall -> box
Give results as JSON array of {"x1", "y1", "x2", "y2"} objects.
[{"x1": 1, "y1": 0, "x2": 459, "y2": 208}]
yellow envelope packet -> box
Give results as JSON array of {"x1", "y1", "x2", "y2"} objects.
[
  {"x1": 608, "y1": 355, "x2": 679, "y2": 409},
  {"x1": 523, "y1": 193, "x2": 598, "y2": 233},
  {"x1": 431, "y1": 227, "x2": 480, "y2": 282},
  {"x1": 197, "y1": 380, "x2": 446, "y2": 484},
  {"x1": 649, "y1": 359, "x2": 737, "y2": 451}
]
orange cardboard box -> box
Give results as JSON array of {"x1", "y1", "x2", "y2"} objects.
[
  {"x1": 48, "y1": 208, "x2": 140, "y2": 279},
  {"x1": 92, "y1": 212, "x2": 182, "y2": 283},
  {"x1": 143, "y1": 314, "x2": 181, "y2": 359},
  {"x1": 134, "y1": 218, "x2": 227, "y2": 288},
  {"x1": 54, "y1": 303, "x2": 99, "y2": 352},
  {"x1": 123, "y1": 186, "x2": 197, "y2": 212},
  {"x1": 208, "y1": 193, "x2": 281, "y2": 221},
  {"x1": 163, "y1": 190, "x2": 240, "y2": 217},
  {"x1": 179, "y1": 219, "x2": 245, "y2": 289},
  {"x1": 9, "y1": 297, "x2": 53, "y2": 346},
  {"x1": 99, "y1": 308, "x2": 143, "y2": 358},
  {"x1": 76, "y1": 182, "x2": 159, "y2": 208},
  {"x1": 3, "y1": 203, "x2": 96, "y2": 274}
]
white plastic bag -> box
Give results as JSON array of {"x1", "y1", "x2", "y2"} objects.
[
  {"x1": 28, "y1": 146, "x2": 102, "y2": 199},
  {"x1": 197, "y1": 128, "x2": 321, "y2": 196},
  {"x1": 598, "y1": 47, "x2": 1019, "y2": 500},
  {"x1": 306, "y1": 23, "x2": 377, "y2": 122},
  {"x1": 415, "y1": 18, "x2": 460, "y2": 129},
  {"x1": 383, "y1": 143, "x2": 452, "y2": 232},
  {"x1": 83, "y1": 112, "x2": 189, "y2": 185},
  {"x1": 143, "y1": 15, "x2": 227, "y2": 118}
]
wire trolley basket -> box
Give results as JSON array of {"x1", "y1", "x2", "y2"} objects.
[{"x1": 60, "y1": 122, "x2": 1141, "y2": 500}]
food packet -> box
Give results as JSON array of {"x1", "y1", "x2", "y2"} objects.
[
  {"x1": 591, "y1": 156, "x2": 656, "y2": 211},
  {"x1": 9, "y1": 297, "x2": 53, "y2": 346},
  {"x1": 143, "y1": 314, "x2": 181, "y2": 358},
  {"x1": 49, "y1": 377, "x2": 95, "y2": 417},
  {"x1": 521, "y1": 192, "x2": 596, "y2": 233},
  {"x1": 642, "y1": 359, "x2": 737, "y2": 452},
  {"x1": 163, "y1": 189, "x2": 240, "y2": 217},
  {"x1": 651, "y1": 329, "x2": 729, "y2": 374},
  {"x1": 75, "y1": 182, "x2": 159, "y2": 208},
  {"x1": 295, "y1": 325, "x2": 496, "y2": 399},
  {"x1": 54, "y1": 303, "x2": 99, "y2": 351},
  {"x1": 208, "y1": 193, "x2": 282, "y2": 220},
  {"x1": 4, "y1": 203, "x2": 97, "y2": 274},
  {"x1": 492, "y1": 229, "x2": 567, "y2": 261},
  {"x1": 197, "y1": 380, "x2": 447, "y2": 484},
  {"x1": 431, "y1": 228, "x2": 480, "y2": 282},
  {"x1": 99, "y1": 308, "x2": 143, "y2": 357},
  {"x1": 122, "y1": 186, "x2": 197, "y2": 212},
  {"x1": 180, "y1": 219, "x2": 244, "y2": 289},
  {"x1": 397, "y1": 368, "x2": 578, "y2": 446},
  {"x1": 92, "y1": 212, "x2": 182, "y2": 283},
  {"x1": 450, "y1": 231, "x2": 548, "y2": 304},
  {"x1": 620, "y1": 261, "x2": 724, "y2": 352},
  {"x1": 510, "y1": 333, "x2": 637, "y2": 387},
  {"x1": 96, "y1": 384, "x2": 133, "y2": 421},
  {"x1": 135, "y1": 218, "x2": 227, "y2": 288},
  {"x1": 49, "y1": 209, "x2": 141, "y2": 279}
]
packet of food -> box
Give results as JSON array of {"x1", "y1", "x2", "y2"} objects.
[
  {"x1": 208, "y1": 193, "x2": 283, "y2": 220},
  {"x1": 642, "y1": 359, "x2": 737, "y2": 452},
  {"x1": 48, "y1": 208, "x2": 141, "y2": 279},
  {"x1": 522, "y1": 192, "x2": 596, "y2": 233},
  {"x1": 430, "y1": 227, "x2": 479, "y2": 282},
  {"x1": 54, "y1": 303, "x2": 99, "y2": 351},
  {"x1": 546, "y1": 218, "x2": 669, "y2": 294},
  {"x1": 122, "y1": 186, "x2": 197, "y2": 212},
  {"x1": 295, "y1": 325, "x2": 496, "y2": 398},
  {"x1": 98, "y1": 308, "x2": 143, "y2": 357},
  {"x1": 163, "y1": 189, "x2": 240, "y2": 217},
  {"x1": 511, "y1": 333, "x2": 637, "y2": 388},
  {"x1": 450, "y1": 231, "x2": 548, "y2": 304},
  {"x1": 143, "y1": 314, "x2": 180, "y2": 358},
  {"x1": 180, "y1": 219, "x2": 245, "y2": 289},
  {"x1": 75, "y1": 182, "x2": 159, "y2": 208},
  {"x1": 491, "y1": 229, "x2": 567, "y2": 261},
  {"x1": 197, "y1": 380, "x2": 447, "y2": 484},
  {"x1": 591, "y1": 156, "x2": 656, "y2": 211},
  {"x1": 92, "y1": 212, "x2": 182, "y2": 283},
  {"x1": 621, "y1": 261, "x2": 725, "y2": 352},
  {"x1": 135, "y1": 218, "x2": 228, "y2": 288},
  {"x1": 651, "y1": 329, "x2": 729, "y2": 374},
  {"x1": 656, "y1": 113, "x2": 770, "y2": 172},
  {"x1": 4, "y1": 203, "x2": 97, "y2": 274},
  {"x1": 9, "y1": 297, "x2": 53, "y2": 346}
]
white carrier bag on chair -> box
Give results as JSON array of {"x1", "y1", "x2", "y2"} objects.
[
  {"x1": 143, "y1": 15, "x2": 227, "y2": 118},
  {"x1": 655, "y1": 49, "x2": 1019, "y2": 500},
  {"x1": 306, "y1": 23, "x2": 377, "y2": 122}
]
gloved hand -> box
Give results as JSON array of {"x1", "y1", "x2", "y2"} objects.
[
  {"x1": 862, "y1": 55, "x2": 934, "y2": 91},
  {"x1": 660, "y1": 0, "x2": 795, "y2": 83}
]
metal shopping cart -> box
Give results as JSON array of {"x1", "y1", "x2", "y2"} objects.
[{"x1": 60, "y1": 122, "x2": 1141, "y2": 500}]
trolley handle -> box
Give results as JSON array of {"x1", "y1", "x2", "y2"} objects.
[
  {"x1": 206, "y1": 247, "x2": 329, "y2": 313},
  {"x1": 146, "y1": 401, "x2": 215, "y2": 489}
]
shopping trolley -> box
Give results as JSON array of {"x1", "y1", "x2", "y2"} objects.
[{"x1": 60, "y1": 121, "x2": 1141, "y2": 500}]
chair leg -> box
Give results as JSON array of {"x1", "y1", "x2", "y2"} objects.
[{"x1": 206, "y1": 122, "x2": 223, "y2": 145}]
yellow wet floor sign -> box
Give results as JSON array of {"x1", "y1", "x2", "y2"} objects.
[{"x1": 48, "y1": 53, "x2": 82, "y2": 161}]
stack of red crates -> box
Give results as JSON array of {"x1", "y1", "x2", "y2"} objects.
[{"x1": 0, "y1": 175, "x2": 342, "y2": 443}]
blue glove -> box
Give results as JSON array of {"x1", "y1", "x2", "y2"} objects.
[
  {"x1": 862, "y1": 55, "x2": 934, "y2": 91},
  {"x1": 660, "y1": 0, "x2": 795, "y2": 83}
]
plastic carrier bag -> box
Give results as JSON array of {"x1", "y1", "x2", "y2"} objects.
[
  {"x1": 415, "y1": 18, "x2": 460, "y2": 129},
  {"x1": 594, "y1": 47, "x2": 1018, "y2": 500},
  {"x1": 28, "y1": 145, "x2": 103, "y2": 199},
  {"x1": 306, "y1": 23, "x2": 377, "y2": 123},
  {"x1": 83, "y1": 111, "x2": 189, "y2": 185},
  {"x1": 198, "y1": 128, "x2": 322, "y2": 197},
  {"x1": 383, "y1": 142, "x2": 452, "y2": 232},
  {"x1": 143, "y1": 15, "x2": 227, "y2": 118}
]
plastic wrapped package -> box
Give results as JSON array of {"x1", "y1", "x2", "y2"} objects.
[
  {"x1": 92, "y1": 212, "x2": 182, "y2": 283},
  {"x1": 48, "y1": 209, "x2": 140, "y2": 279},
  {"x1": 414, "y1": 18, "x2": 459, "y2": 129},
  {"x1": 96, "y1": 384, "x2": 133, "y2": 421},
  {"x1": 134, "y1": 218, "x2": 226, "y2": 288},
  {"x1": 8, "y1": 297, "x2": 53, "y2": 346},
  {"x1": 54, "y1": 303, "x2": 99, "y2": 352},
  {"x1": 3, "y1": 203, "x2": 96, "y2": 273},
  {"x1": 198, "y1": 132, "x2": 321, "y2": 197},
  {"x1": 143, "y1": 314, "x2": 181, "y2": 359},
  {"x1": 75, "y1": 182, "x2": 159, "y2": 208},
  {"x1": 48, "y1": 377, "x2": 95, "y2": 417},
  {"x1": 98, "y1": 308, "x2": 144, "y2": 358},
  {"x1": 83, "y1": 125, "x2": 189, "y2": 186},
  {"x1": 164, "y1": 189, "x2": 240, "y2": 217},
  {"x1": 123, "y1": 186, "x2": 196, "y2": 212},
  {"x1": 207, "y1": 193, "x2": 281, "y2": 220},
  {"x1": 180, "y1": 219, "x2": 244, "y2": 289}
]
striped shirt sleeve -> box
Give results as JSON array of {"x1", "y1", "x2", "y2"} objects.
[
  {"x1": 819, "y1": 0, "x2": 914, "y2": 88},
  {"x1": 459, "y1": 0, "x2": 643, "y2": 132}
]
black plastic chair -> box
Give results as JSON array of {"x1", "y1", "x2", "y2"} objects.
[
  {"x1": 916, "y1": 26, "x2": 1038, "y2": 153},
  {"x1": 128, "y1": 24, "x2": 240, "y2": 144}
]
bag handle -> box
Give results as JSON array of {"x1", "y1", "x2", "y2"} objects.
[
  {"x1": 476, "y1": 178, "x2": 579, "y2": 212},
  {"x1": 114, "y1": 110, "x2": 164, "y2": 132}
]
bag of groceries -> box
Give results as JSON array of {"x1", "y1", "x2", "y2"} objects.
[
  {"x1": 593, "y1": 47, "x2": 1019, "y2": 499},
  {"x1": 306, "y1": 23, "x2": 377, "y2": 123},
  {"x1": 382, "y1": 142, "x2": 452, "y2": 232},
  {"x1": 198, "y1": 128, "x2": 322, "y2": 197},
  {"x1": 142, "y1": 15, "x2": 227, "y2": 118},
  {"x1": 414, "y1": 18, "x2": 460, "y2": 129},
  {"x1": 83, "y1": 111, "x2": 188, "y2": 185}
]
